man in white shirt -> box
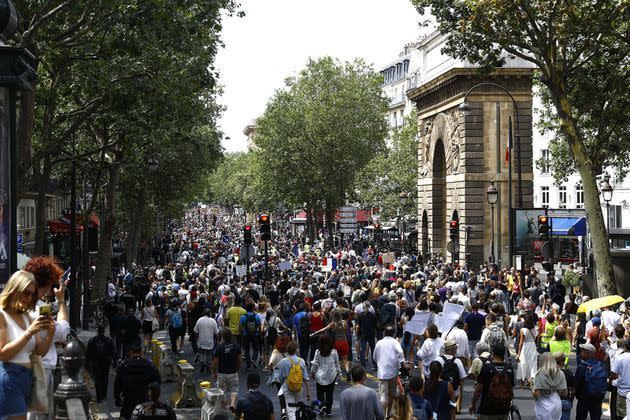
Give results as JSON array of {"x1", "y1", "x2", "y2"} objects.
[
  {"x1": 194, "y1": 309, "x2": 219, "y2": 374},
  {"x1": 446, "y1": 320, "x2": 471, "y2": 362},
  {"x1": 437, "y1": 339, "x2": 468, "y2": 413},
  {"x1": 610, "y1": 338, "x2": 630, "y2": 418},
  {"x1": 373, "y1": 326, "x2": 406, "y2": 418}
]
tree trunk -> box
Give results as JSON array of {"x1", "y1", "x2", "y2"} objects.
[
  {"x1": 324, "y1": 202, "x2": 335, "y2": 250},
  {"x1": 92, "y1": 160, "x2": 121, "y2": 300},
  {"x1": 547, "y1": 77, "x2": 617, "y2": 296},
  {"x1": 33, "y1": 159, "x2": 52, "y2": 255},
  {"x1": 125, "y1": 186, "x2": 146, "y2": 266},
  {"x1": 16, "y1": 85, "x2": 37, "y2": 202}
]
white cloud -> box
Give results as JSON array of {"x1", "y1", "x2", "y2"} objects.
[{"x1": 215, "y1": 0, "x2": 421, "y2": 152}]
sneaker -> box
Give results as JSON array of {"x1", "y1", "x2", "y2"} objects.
[
  {"x1": 179, "y1": 350, "x2": 185, "y2": 355},
  {"x1": 319, "y1": 407, "x2": 326, "y2": 416}
]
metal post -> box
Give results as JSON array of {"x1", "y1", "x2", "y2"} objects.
[
  {"x1": 81, "y1": 180, "x2": 89, "y2": 330},
  {"x1": 8, "y1": 88, "x2": 16, "y2": 275},
  {"x1": 508, "y1": 116, "x2": 514, "y2": 267},
  {"x1": 490, "y1": 203, "x2": 496, "y2": 263},
  {"x1": 264, "y1": 239, "x2": 269, "y2": 284},
  {"x1": 69, "y1": 158, "x2": 80, "y2": 328},
  {"x1": 606, "y1": 202, "x2": 610, "y2": 245}
]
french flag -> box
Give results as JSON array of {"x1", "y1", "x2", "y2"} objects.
[{"x1": 322, "y1": 257, "x2": 337, "y2": 272}]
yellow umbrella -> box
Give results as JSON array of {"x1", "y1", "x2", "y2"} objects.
[{"x1": 577, "y1": 295, "x2": 625, "y2": 313}]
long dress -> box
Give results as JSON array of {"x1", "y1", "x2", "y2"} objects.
[{"x1": 517, "y1": 327, "x2": 538, "y2": 381}]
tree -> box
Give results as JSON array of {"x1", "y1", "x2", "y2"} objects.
[
  {"x1": 255, "y1": 57, "x2": 388, "y2": 244},
  {"x1": 354, "y1": 111, "x2": 418, "y2": 221},
  {"x1": 411, "y1": 0, "x2": 629, "y2": 295}
]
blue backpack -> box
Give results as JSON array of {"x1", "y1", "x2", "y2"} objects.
[
  {"x1": 171, "y1": 310, "x2": 183, "y2": 329},
  {"x1": 583, "y1": 359, "x2": 608, "y2": 396}
]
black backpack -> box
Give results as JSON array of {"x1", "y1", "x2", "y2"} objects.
[
  {"x1": 440, "y1": 355, "x2": 461, "y2": 391},
  {"x1": 299, "y1": 313, "x2": 311, "y2": 337},
  {"x1": 380, "y1": 303, "x2": 396, "y2": 326},
  {"x1": 266, "y1": 316, "x2": 278, "y2": 346}
]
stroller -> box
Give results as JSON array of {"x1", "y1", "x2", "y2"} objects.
[{"x1": 286, "y1": 400, "x2": 322, "y2": 420}]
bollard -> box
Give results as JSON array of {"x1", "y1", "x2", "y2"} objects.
[
  {"x1": 152, "y1": 340, "x2": 161, "y2": 368},
  {"x1": 201, "y1": 388, "x2": 229, "y2": 420},
  {"x1": 54, "y1": 340, "x2": 91, "y2": 419},
  {"x1": 197, "y1": 380, "x2": 211, "y2": 401},
  {"x1": 171, "y1": 361, "x2": 200, "y2": 408},
  {"x1": 159, "y1": 344, "x2": 175, "y2": 382},
  {"x1": 150, "y1": 339, "x2": 159, "y2": 365}
]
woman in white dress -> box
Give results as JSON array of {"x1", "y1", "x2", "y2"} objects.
[
  {"x1": 533, "y1": 352, "x2": 567, "y2": 420},
  {"x1": 517, "y1": 313, "x2": 538, "y2": 387}
]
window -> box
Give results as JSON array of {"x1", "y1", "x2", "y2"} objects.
[
  {"x1": 576, "y1": 184, "x2": 584, "y2": 209},
  {"x1": 541, "y1": 186, "x2": 549, "y2": 208},
  {"x1": 608, "y1": 205, "x2": 622, "y2": 229},
  {"x1": 558, "y1": 186, "x2": 567, "y2": 209},
  {"x1": 392, "y1": 112, "x2": 397, "y2": 128},
  {"x1": 540, "y1": 149, "x2": 550, "y2": 174}
]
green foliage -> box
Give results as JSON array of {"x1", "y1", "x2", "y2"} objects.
[
  {"x1": 254, "y1": 57, "x2": 388, "y2": 213},
  {"x1": 354, "y1": 111, "x2": 418, "y2": 220},
  {"x1": 562, "y1": 270, "x2": 581, "y2": 288}
]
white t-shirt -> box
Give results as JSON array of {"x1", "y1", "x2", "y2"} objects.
[
  {"x1": 142, "y1": 306, "x2": 157, "y2": 322},
  {"x1": 194, "y1": 316, "x2": 219, "y2": 350},
  {"x1": 417, "y1": 337, "x2": 445, "y2": 374}
]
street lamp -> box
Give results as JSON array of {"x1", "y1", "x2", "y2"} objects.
[
  {"x1": 487, "y1": 181, "x2": 498, "y2": 263},
  {"x1": 460, "y1": 82, "x2": 522, "y2": 266},
  {"x1": 398, "y1": 192, "x2": 410, "y2": 252},
  {"x1": 601, "y1": 175, "x2": 613, "y2": 242}
]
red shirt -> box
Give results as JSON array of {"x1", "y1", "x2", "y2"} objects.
[{"x1": 310, "y1": 312, "x2": 326, "y2": 332}]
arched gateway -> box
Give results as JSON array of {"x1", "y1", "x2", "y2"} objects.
[{"x1": 409, "y1": 41, "x2": 535, "y2": 267}]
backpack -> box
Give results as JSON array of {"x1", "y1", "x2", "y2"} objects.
[
  {"x1": 92, "y1": 337, "x2": 110, "y2": 360},
  {"x1": 298, "y1": 313, "x2": 311, "y2": 337},
  {"x1": 294, "y1": 401, "x2": 318, "y2": 420},
  {"x1": 485, "y1": 363, "x2": 514, "y2": 413},
  {"x1": 380, "y1": 303, "x2": 396, "y2": 326},
  {"x1": 287, "y1": 358, "x2": 303, "y2": 392},
  {"x1": 486, "y1": 325, "x2": 505, "y2": 349},
  {"x1": 412, "y1": 399, "x2": 429, "y2": 420},
  {"x1": 171, "y1": 310, "x2": 183, "y2": 329},
  {"x1": 440, "y1": 356, "x2": 461, "y2": 391},
  {"x1": 266, "y1": 316, "x2": 278, "y2": 346},
  {"x1": 245, "y1": 314, "x2": 258, "y2": 336},
  {"x1": 583, "y1": 360, "x2": 608, "y2": 396}
]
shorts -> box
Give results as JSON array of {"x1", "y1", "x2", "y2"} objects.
[
  {"x1": 217, "y1": 373, "x2": 239, "y2": 394},
  {"x1": 142, "y1": 320, "x2": 153, "y2": 334},
  {"x1": 377, "y1": 377, "x2": 398, "y2": 399},
  {"x1": 334, "y1": 340, "x2": 349, "y2": 358},
  {"x1": 617, "y1": 392, "x2": 627, "y2": 417},
  {"x1": 0, "y1": 361, "x2": 33, "y2": 417}
]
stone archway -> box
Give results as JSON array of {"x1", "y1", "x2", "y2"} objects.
[{"x1": 432, "y1": 138, "x2": 446, "y2": 255}]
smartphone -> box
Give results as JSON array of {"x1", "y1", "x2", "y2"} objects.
[{"x1": 39, "y1": 305, "x2": 52, "y2": 317}]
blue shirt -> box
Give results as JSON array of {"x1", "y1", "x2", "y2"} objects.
[
  {"x1": 409, "y1": 394, "x2": 433, "y2": 420},
  {"x1": 293, "y1": 311, "x2": 308, "y2": 336},
  {"x1": 239, "y1": 312, "x2": 261, "y2": 336},
  {"x1": 465, "y1": 311, "x2": 485, "y2": 341}
]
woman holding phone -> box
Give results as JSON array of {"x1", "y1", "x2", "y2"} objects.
[{"x1": 0, "y1": 270, "x2": 55, "y2": 419}]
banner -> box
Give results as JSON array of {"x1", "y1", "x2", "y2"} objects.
[
  {"x1": 235, "y1": 265, "x2": 246, "y2": 278},
  {"x1": 278, "y1": 260, "x2": 292, "y2": 271},
  {"x1": 404, "y1": 312, "x2": 431, "y2": 336},
  {"x1": 0, "y1": 91, "x2": 11, "y2": 286}
]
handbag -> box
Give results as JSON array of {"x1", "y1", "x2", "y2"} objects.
[
  {"x1": 149, "y1": 308, "x2": 159, "y2": 332},
  {"x1": 29, "y1": 354, "x2": 49, "y2": 412}
]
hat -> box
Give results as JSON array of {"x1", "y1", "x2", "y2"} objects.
[
  {"x1": 591, "y1": 317, "x2": 601, "y2": 325},
  {"x1": 580, "y1": 343, "x2": 596, "y2": 353},
  {"x1": 444, "y1": 339, "x2": 457, "y2": 350}
]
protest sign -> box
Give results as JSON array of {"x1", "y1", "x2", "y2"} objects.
[
  {"x1": 278, "y1": 260, "x2": 292, "y2": 271},
  {"x1": 435, "y1": 302, "x2": 465, "y2": 334},
  {"x1": 235, "y1": 265, "x2": 246, "y2": 278},
  {"x1": 404, "y1": 312, "x2": 431, "y2": 336},
  {"x1": 382, "y1": 252, "x2": 396, "y2": 265}
]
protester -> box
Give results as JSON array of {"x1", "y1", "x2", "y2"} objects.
[
  {"x1": 407, "y1": 375, "x2": 433, "y2": 420},
  {"x1": 339, "y1": 365, "x2": 384, "y2": 420},
  {"x1": 213, "y1": 327, "x2": 242, "y2": 410},
  {"x1": 469, "y1": 342, "x2": 515, "y2": 419},
  {"x1": 610, "y1": 338, "x2": 630, "y2": 419},
  {"x1": 129, "y1": 382, "x2": 176, "y2": 420},
  {"x1": 310, "y1": 334, "x2": 340, "y2": 417},
  {"x1": 425, "y1": 360, "x2": 455, "y2": 420},
  {"x1": 373, "y1": 326, "x2": 406, "y2": 418},
  {"x1": 193, "y1": 308, "x2": 219, "y2": 373},
  {"x1": 516, "y1": 312, "x2": 538, "y2": 387},
  {"x1": 240, "y1": 302, "x2": 262, "y2": 369},
  {"x1": 141, "y1": 297, "x2": 159, "y2": 352},
  {"x1": 0, "y1": 270, "x2": 55, "y2": 419},
  {"x1": 113, "y1": 343, "x2": 161, "y2": 420},
  {"x1": 575, "y1": 343, "x2": 606, "y2": 420},
  {"x1": 533, "y1": 352, "x2": 567, "y2": 420},
  {"x1": 86, "y1": 324, "x2": 116, "y2": 402},
  {"x1": 235, "y1": 373, "x2": 275, "y2": 420},
  {"x1": 276, "y1": 340, "x2": 310, "y2": 420}
]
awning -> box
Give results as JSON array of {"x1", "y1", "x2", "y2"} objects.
[{"x1": 551, "y1": 217, "x2": 586, "y2": 236}]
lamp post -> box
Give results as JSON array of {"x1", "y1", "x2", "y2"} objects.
[
  {"x1": 459, "y1": 83, "x2": 521, "y2": 266},
  {"x1": 601, "y1": 175, "x2": 613, "y2": 244},
  {"x1": 399, "y1": 192, "x2": 409, "y2": 252},
  {"x1": 487, "y1": 181, "x2": 498, "y2": 263}
]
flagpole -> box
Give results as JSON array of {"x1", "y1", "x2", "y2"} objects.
[{"x1": 508, "y1": 116, "x2": 513, "y2": 268}]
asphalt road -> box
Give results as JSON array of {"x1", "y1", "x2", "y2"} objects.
[{"x1": 87, "y1": 329, "x2": 609, "y2": 420}]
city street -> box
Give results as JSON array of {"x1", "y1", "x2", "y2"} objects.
[{"x1": 85, "y1": 328, "x2": 609, "y2": 420}]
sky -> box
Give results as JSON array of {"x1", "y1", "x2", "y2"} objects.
[{"x1": 215, "y1": 0, "x2": 422, "y2": 153}]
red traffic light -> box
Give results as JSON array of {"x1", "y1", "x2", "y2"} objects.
[
  {"x1": 449, "y1": 220, "x2": 458, "y2": 228},
  {"x1": 244, "y1": 225, "x2": 251, "y2": 231},
  {"x1": 538, "y1": 215, "x2": 549, "y2": 224}
]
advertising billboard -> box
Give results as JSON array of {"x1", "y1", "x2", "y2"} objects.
[{"x1": 514, "y1": 208, "x2": 547, "y2": 255}]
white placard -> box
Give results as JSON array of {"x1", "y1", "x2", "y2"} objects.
[
  {"x1": 382, "y1": 252, "x2": 396, "y2": 265},
  {"x1": 404, "y1": 312, "x2": 431, "y2": 336},
  {"x1": 235, "y1": 265, "x2": 246, "y2": 277},
  {"x1": 278, "y1": 260, "x2": 292, "y2": 271},
  {"x1": 515, "y1": 254, "x2": 523, "y2": 271},
  {"x1": 435, "y1": 302, "x2": 466, "y2": 334}
]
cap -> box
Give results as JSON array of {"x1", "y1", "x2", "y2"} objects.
[
  {"x1": 591, "y1": 317, "x2": 601, "y2": 325},
  {"x1": 580, "y1": 343, "x2": 596, "y2": 353},
  {"x1": 444, "y1": 339, "x2": 457, "y2": 350}
]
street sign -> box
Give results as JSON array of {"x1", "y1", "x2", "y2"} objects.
[
  {"x1": 340, "y1": 206, "x2": 357, "y2": 212},
  {"x1": 339, "y1": 222, "x2": 357, "y2": 228},
  {"x1": 339, "y1": 228, "x2": 356, "y2": 234},
  {"x1": 16, "y1": 234, "x2": 22, "y2": 244},
  {"x1": 339, "y1": 217, "x2": 357, "y2": 223},
  {"x1": 221, "y1": 235, "x2": 230, "y2": 243},
  {"x1": 16, "y1": 234, "x2": 23, "y2": 253}
]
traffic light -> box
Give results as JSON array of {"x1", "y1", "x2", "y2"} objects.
[
  {"x1": 259, "y1": 214, "x2": 271, "y2": 241},
  {"x1": 243, "y1": 225, "x2": 252, "y2": 244},
  {"x1": 538, "y1": 215, "x2": 550, "y2": 241},
  {"x1": 449, "y1": 220, "x2": 459, "y2": 241}
]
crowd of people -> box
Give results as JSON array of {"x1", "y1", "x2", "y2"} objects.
[{"x1": 2, "y1": 204, "x2": 630, "y2": 420}]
